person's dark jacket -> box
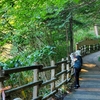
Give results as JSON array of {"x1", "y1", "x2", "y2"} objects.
[{"x1": 74, "y1": 55, "x2": 83, "y2": 69}]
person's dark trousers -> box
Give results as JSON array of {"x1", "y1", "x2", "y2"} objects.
[{"x1": 74, "y1": 68, "x2": 81, "y2": 87}]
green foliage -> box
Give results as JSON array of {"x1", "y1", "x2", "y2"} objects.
[
  {"x1": 74, "y1": 28, "x2": 97, "y2": 43},
  {"x1": 1, "y1": 0, "x2": 100, "y2": 99},
  {"x1": 33, "y1": 45, "x2": 56, "y2": 61}
]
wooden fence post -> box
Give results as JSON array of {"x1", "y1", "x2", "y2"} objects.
[
  {"x1": 51, "y1": 60, "x2": 55, "y2": 92},
  {"x1": 66, "y1": 57, "x2": 70, "y2": 80},
  {"x1": 33, "y1": 62, "x2": 39, "y2": 99},
  {"x1": 61, "y1": 58, "x2": 65, "y2": 82}
]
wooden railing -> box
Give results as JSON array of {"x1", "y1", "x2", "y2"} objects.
[
  {"x1": 0, "y1": 39, "x2": 100, "y2": 100},
  {"x1": 0, "y1": 58, "x2": 74, "y2": 100},
  {"x1": 76, "y1": 39, "x2": 100, "y2": 56}
]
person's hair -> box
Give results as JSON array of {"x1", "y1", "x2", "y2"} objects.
[{"x1": 75, "y1": 50, "x2": 81, "y2": 56}]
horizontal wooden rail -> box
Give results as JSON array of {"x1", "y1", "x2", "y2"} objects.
[
  {"x1": 40, "y1": 66, "x2": 57, "y2": 72},
  {"x1": 42, "y1": 90, "x2": 57, "y2": 100},
  {"x1": 56, "y1": 70, "x2": 67, "y2": 77},
  {"x1": 55, "y1": 60, "x2": 67, "y2": 65},
  {"x1": 42, "y1": 78, "x2": 57, "y2": 87},
  {"x1": 56, "y1": 79, "x2": 67, "y2": 89},
  {"x1": 76, "y1": 39, "x2": 100, "y2": 56},
  {"x1": 76, "y1": 39, "x2": 100, "y2": 49},
  {"x1": 2, "y1": 65, "x2": 43, "y2": 74},
  {"x1": 5, "y1": 81, "x2": 43, "y2": 94}
]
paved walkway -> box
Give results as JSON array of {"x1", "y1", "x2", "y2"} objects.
[{"x1": 64, "y1": 51, "x2": 100, "y2": 100}]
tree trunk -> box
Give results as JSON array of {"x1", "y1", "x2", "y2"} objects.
[{"x1": 69, "y1": 14, "x2": 73, "y2": 53}]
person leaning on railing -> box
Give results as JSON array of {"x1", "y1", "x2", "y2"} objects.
[{"x1": 70, "y1": 50, "x2": 83, "y2": 89}]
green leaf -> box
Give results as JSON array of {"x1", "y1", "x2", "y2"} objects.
[{"x1": 73, "y1": 0, "x2": 80, "y2": 3}]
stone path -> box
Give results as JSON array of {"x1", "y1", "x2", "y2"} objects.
[{"x1": 64, "y1": 51, "x2": 100, "y2": 100}]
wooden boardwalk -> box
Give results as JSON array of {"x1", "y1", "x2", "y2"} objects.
[{"x1": 64, "y1": 51, "x2": 100, "y2": 100}]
